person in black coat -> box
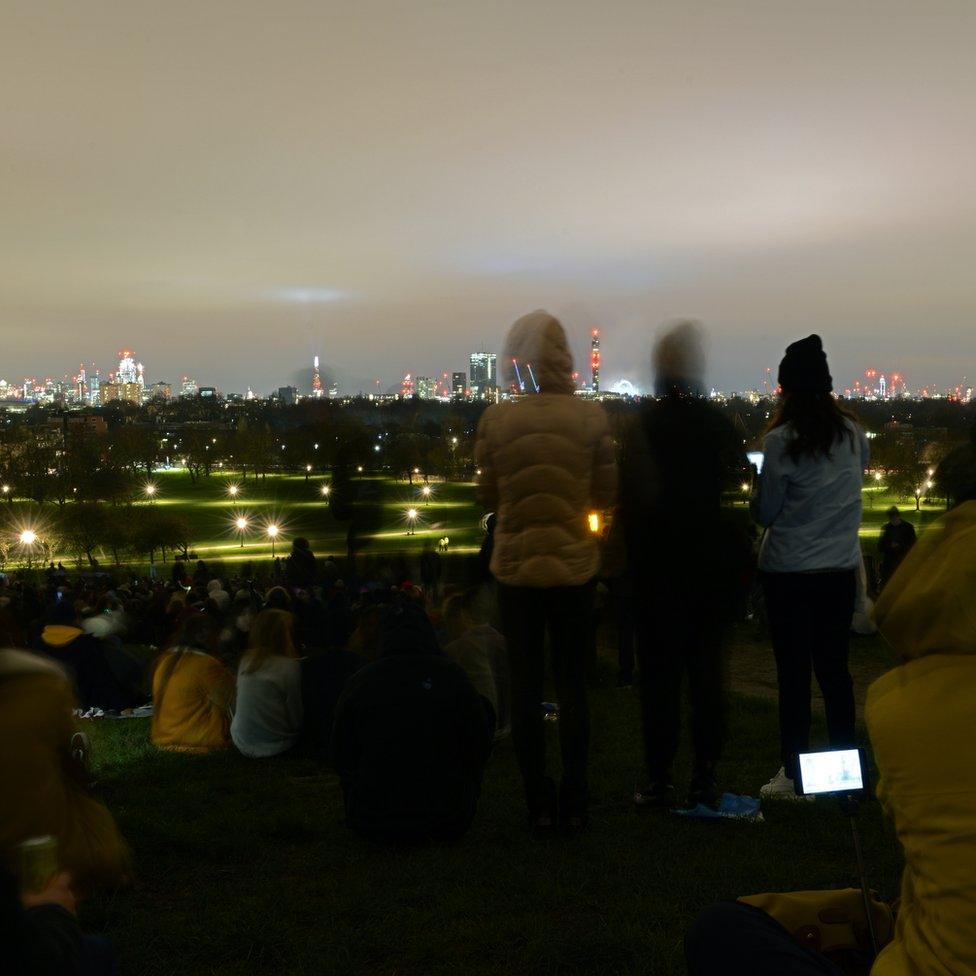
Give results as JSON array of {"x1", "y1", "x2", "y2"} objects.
[
  {"x1": 286, "y1": 538, "x2": 318, "y2": 588},
  {"x1": 331, "y1": 601, "x2": 494, "y2": 842},
  {"x1": 878, "y1": 506, "x2": 917, "y2": 587}
]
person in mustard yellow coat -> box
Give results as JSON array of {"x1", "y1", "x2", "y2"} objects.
[
  {"x1": 866, "y1": 498, "x2": 976, "y2": 976},
  {"x1": 151, "y1": 615, "x2": 235, "y2": 754},
  {"x1": 0, "y1": 648, "x2": 130, "y2": 890}
]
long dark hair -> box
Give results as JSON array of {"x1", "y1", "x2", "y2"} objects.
[{"x1": 767, "y1": 392, "x2": 858, "y2": 463}]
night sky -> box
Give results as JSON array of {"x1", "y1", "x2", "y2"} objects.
[{"x1": 3, "y1": 1, "x2": 975, "y2": 394}]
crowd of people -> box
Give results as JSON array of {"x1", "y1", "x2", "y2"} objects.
[{"x1": 3, "y1": 310, "x2": 975, "y2": 975}]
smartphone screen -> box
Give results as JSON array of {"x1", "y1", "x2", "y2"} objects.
[
  {"x1": 796, "y1": 749, "x2": 864, "y2": 796},
  {"x1": 747, "y1": 451, "x2": 764, "y2": 474}
]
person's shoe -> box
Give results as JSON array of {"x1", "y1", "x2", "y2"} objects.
[
  {"x1": 759, "y1": 766, "x2": 814, "y2": 802},
  {"x1": 634, "y1": 781, "x2": 676, "y2": 810}
]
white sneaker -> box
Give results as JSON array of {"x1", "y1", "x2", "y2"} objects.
[{"x1": 759, "y1": 766, "x2": 814, "y2": 802}]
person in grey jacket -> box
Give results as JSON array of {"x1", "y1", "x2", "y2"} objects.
[{"x1": 751, "y1": 335, "x2": 869, "y2": 800}]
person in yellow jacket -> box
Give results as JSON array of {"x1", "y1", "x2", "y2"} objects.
[
  {"x1": 0, "y1": 647, "x2": 130, "y2": 890},
  {"x1": 686, "y1": 499, "x2": 976, "y2": 975},
  {"x1": 151, "y1": 615, "x2": 235, "y2": 753},
  {"x1": 865, "y1": 498, "x2": 976, "y2": 976}
]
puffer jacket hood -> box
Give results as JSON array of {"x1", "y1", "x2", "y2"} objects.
[
  {"x1": 41, "y1": 624, "x2": 84, "y2": 648},
  {"x1": 502, "y1": 310, "x2": 575, "y2": 396},
  {"x1": 873, "y1": 500, "x2": 976, "y2": 661}
]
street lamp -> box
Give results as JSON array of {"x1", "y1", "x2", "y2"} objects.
[
  {"x1": 227, "y1": 483, "x2": 240, "y2": 498},
  {"x1": 421, "y1": 485, "x2": 432, "y2": 505},
  {"x1": 320, "y1": 484, "x2": 331, "y2": 498},
  {"x1": 19, "y1": 529, "x2": 37, "y2": 546},
  {"x1": 406, "y1": 508, "x2": 418, "y2": 535},
  {"x1": 235, "y1": 516, "x2": 249, "y2": 547},
  {"x1": 144, "y1": 482, "x2": 157, "y2": 500},
  {"x1": 267, "y1": 523, "x2": 280, "y2": 556}
]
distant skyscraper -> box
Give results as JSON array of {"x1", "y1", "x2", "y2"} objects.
[
  {"x1": 469, "y1": 352, "x2": 497, "y2": 400},
  {"x1": 590, "y1": 329, "x2": 601, "y2": 393},
  {"x1": 278, "y1": 386, "x2": 297, "y2": 406},
  {"x1": 150, "y1": 381, "x2": 172, "y2": 401},
  {"x1": 400, "y1": 374, "x2": 415, "y2": 398},
  {"x1": 452, "y1": 371, "x2": 466, "y2": 399},
  {"x1": 311, "y1": 355, "x2": 324, "y2": 397},
  {"x1": 416, "y1": 376, "x2": 436, "y2": 400},
  {"x1": 181, "y1": 377, "x2": 198, "y2": 397}
]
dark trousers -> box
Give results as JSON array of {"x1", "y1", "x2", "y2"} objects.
[
  {"x1": 635, "y1": 584, "x2": 727, "y2": 782},
  {"x1": 762, "y1": 570, "x2": 857, "y2": 779},
  {"x1": 686, "y1": 901, "x2": 842, "y2": 975},
  {"x1": 612, "y1": 576, "x2": 637, "y2": 681},
  {"x1": 497, "y1": 582, "x2": 593, "y2": 816}
]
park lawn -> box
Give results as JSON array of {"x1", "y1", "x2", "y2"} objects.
[{"x1": 83, "y1": 633, "x2": 904, "y2": 976}]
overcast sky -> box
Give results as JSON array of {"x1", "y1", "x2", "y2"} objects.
[{"x1": 3, "y1": 0, "x2": 975, "y2": 394}]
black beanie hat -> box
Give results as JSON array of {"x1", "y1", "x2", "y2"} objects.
[{"x1": 778, "y1": 334, "x2": 832, "y2": 394}]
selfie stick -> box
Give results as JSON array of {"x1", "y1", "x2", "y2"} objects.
[{"x1": 845, "y1": 796, "x2": 880, "y2": 959}]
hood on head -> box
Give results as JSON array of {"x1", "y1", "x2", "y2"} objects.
[
  {"x1": 873, "y1": 501, "x2": 976, "y2": 661},
  {"x1": 503, "y1": 310, "x2": 575, "y2": 395}
]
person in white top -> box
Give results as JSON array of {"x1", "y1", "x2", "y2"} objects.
[
  {"x1": 231, "y1": 609, "x2": 303, "y2": 758},
  {"x1": 751, "y1": 335, "x2": 869, "y2": 800}
]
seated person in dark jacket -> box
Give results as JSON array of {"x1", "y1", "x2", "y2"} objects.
[
  {"x1": 35, "y1": 602, "x2": 137, "y2": 713},
  {"x1": 331, "y1": 601, "x2": 495, "y2": 842}
]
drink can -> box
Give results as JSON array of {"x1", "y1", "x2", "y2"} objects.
[{"x1": 19, "y1": 836, "x2": 59, "y2": 893}]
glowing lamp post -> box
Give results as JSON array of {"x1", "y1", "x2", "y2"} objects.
[
  {"x1": 406, "y1": 508, "x2": 418, "y2": 536},
  {"x1": 421, "y1": 485, "x2": 431, "y2": 505},
  {"x1": 227, "y1": 483, "x2": 240, "y2": 498},
  {"x1": 320, "y1": 484, "x2": 331, "y2": 498},
  {"x1": 144, "y1": 483, "x2": 157, "y2": 502},
  {"x1": 235, "y1": 517, "x2": 249, "y2": 547},
  {"x1": 19, "y1": 528, "x2": 38, "y2": 568},
  {"x1": 267, "y1": 523, "x2": 280, "y2": 556}
]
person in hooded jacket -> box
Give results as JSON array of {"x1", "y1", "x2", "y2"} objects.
[
  {"x1": 474, "y1": 310, "x2": 617, "y2": 830},
  {"x1": 331, "y1": 601, "x2": 494, "y2": 842}
]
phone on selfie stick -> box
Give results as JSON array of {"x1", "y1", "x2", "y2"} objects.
[{"x1": 795, "y1": 748, "x2": 879, "y2": 959}]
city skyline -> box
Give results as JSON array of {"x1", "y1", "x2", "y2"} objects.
[{"x1": 3, "y1": 2, "x2": 976, "y2": 392}]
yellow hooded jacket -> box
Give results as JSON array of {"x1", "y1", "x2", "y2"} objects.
[{"x1": 868, "y1": 501, "x2": 976, "y2": 976}]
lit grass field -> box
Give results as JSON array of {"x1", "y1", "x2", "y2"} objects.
[
  {"x1": 5, "y1": 470, "x2": 947, "y2": 572},
  {"x1": 81, "y1": 631, "x2": 904, "y2": 976}
]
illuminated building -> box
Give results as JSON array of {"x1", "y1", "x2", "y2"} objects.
[
  {"x1": 591, "y1": 329, "x2": 601, "y2": 393},
  {"x1": 400, "y1": 374, "x2": 415, "y2": 398},
  {"x1": 469, "y1": 352, "x2": 497, "y2": 400},
  {"x1": 101, "y1": 382, "x2": 142, "y2": 405},
  {"x1": 452, "y1": 371, "x2": 466, "y2": 399},
  {"x1": 416, "y1": 376, "x2": 436, "y2": 400},
  {"x1": 181, "y1": 377, "x2": 198, "y2": 397},
  {"x1": 311, "y1": 355, "x2": 324, "y2": 397},
  {"x1": 278, "y1": 386, "x2": 297, "y2": 405},
  {"x1": 150, "y1": 381, "x2": 172, "y2": 401}
]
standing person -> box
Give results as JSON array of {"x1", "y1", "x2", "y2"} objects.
[
  {"x1": 286, "y1": 538, "x2": 318, "y2": 589},
  {"x1": 231, "y1": 609, "x2": 303, "y2": 758},
  {"x1": 752, "y1": 335, "x2": 869, "y2": 799},
  {"x1": 878, "y1": 506, "x2": 916, "y2": 587},
  {"x1": 474, "y1": 310, "x2": 617, "y2": 831},
  {"x1": 619, "y1": 321, "x2": 746, "y2": 809},
  {"x1": 419, "y1": 540, "x2": 441, "y2": 599}
]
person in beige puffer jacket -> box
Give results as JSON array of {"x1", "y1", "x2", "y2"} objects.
[{"x1": 475, "y1": 310, "x2": 616, "y2": 830}]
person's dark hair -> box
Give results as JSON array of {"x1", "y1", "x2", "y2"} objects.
[
  {"x1": 177, "y1": 613, "x2": 217, "y2": 652},
  {"x1": 767, "y1": 392, "x2": 859, "y2": 463}
]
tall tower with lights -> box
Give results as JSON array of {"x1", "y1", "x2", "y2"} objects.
[
  {"x1": 590, "y1": 329, "x2": 601, "y2": 393},
  {"x1": 311, "y1": 355, "x2": 324, "y2": 397}
]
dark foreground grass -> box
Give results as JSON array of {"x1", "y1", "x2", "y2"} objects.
[{"x1": 83, "y1": 649, "x2": 904, "y2": 976}]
